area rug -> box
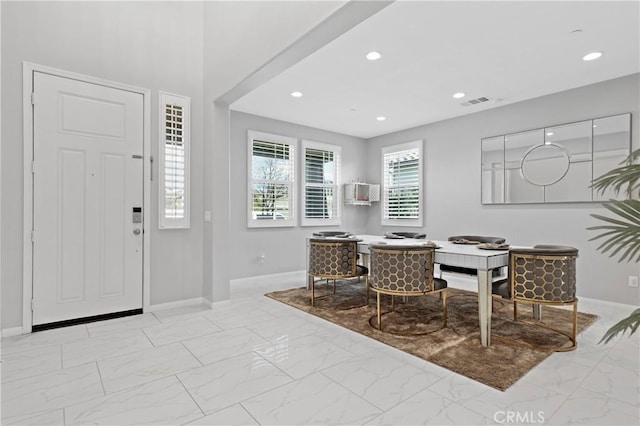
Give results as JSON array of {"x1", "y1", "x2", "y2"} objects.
[{"x1": 265, "y1": 280, "x2": 598, "y2": 391}]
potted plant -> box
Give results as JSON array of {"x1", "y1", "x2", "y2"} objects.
[{"x1": 588, "y1": 148, "x2": 640, "y2": 343}]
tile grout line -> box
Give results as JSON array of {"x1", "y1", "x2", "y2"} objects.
[
  {"x1": 179, "y1": 340, "x2": 205, "y2": 367},
  {"x1": 318, "y1": 370, "x2": 387, "y2": 414},
  {"x1": 94, "y1": 361, "x2": 107, "y2": 396},
  {"x1": 239, "y1": 401, "x2": 262, "y2": 426},
  {"x1": 140, "y1": 326, "x2": 157, "y2": 348},
  {"x1": 175, "y1": 374, "x2": 207, "y2": 419}
]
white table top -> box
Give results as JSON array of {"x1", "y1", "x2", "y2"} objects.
[{"x1": 354, "y1": 234, "x2": 510, "y2": 270}]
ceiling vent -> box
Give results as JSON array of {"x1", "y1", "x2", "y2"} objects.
[{"x1": 461, "y1": 96, "x2": 491, "y2": 107}]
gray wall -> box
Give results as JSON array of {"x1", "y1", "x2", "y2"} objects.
[
  {"x1": 1, "y1": 1, "x2": 205, "y2": 328},
  {"x1": 1, "y1": 1, "x2": 637, "y2": 331},
  {"x1": 229, "y1": 111, "x2": 368, "y2": 279},
  {"x1": 365, "y1": 74, "x2": 640, "y2": 305},
  {"x1": 201, "y1": 1, "x2": 346, "y2": 302}
]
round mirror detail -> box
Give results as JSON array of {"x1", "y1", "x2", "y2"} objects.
[{"x1": 520, "y1": 143, "x2": 570, "y2": 186}]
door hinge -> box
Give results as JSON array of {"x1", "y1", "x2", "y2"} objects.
[
  {"x1": 32, "y1": 160, "x2": 36, "y2": 174},
  {"x1": 31, "y1": 299, "x2": 35, "y2": 311},
  {"x1": 31, "y1": 230, "x2": 35, "y2": 243},
  {"x1": 31, "y1": 92, "x2": 36, "y2": 105}
]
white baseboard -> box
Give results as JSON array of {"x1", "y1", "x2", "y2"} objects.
[
  {"x1": 147, "y1": 297, "x2": 206, "y2": 313},
  {"x1": 231, "y1": 270, "x2": 306, "y2": 286},
  {"x1": 2, "y1": 326, "x2": 24, "y2": 338},
  {"x1": 579, "y1": 296, "x2": 638, "y2": 310}
]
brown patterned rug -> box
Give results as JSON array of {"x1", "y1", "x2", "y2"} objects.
[{"x1": 265, "y1": 280, "x2": 598, "y2": 391}]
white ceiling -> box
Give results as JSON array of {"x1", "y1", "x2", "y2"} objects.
[{"x1": 230, "y1": 1, "x2": 640, "y2": 139}]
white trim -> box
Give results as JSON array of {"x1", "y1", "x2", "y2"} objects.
[
  {"x1": 147, "y1": 297, "x2": 206, "y2": 313},
  {"x1": 158, "y1": 91, "x2": 191, "y2": 229},
  {"x1": 22, "y1": 62, "x2": 152, "y2": 334},
  {"x1": 247, "y1": 130, "x2": 297, "y2": 228},
  {"x1": 2, "y1": 327, "x2": 25, "y2": 338},
  {"x1": 301, "y1": 140, "x2": 342, "y2": 227},
  {"x1": 230, "y1": 270, "x2": 306, "y2": 286},
  {"x1": 381, "y1": 140, "x2": 424, "y2": 227}
]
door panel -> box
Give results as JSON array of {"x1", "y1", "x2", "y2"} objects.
[
  {"x1": 32, "y1": 72, "x2": 144, "y2": 325},
  {"x1": 57, "y1": 148, "x2": 87, "y2": 304},
  {"x1": 100, "y1": 153, "x2": 126, "y2": 298}
]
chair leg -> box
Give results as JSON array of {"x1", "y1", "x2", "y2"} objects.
[
  {"x1": 365, "y1": 276, "x2": 369, "y2": 302},
  {"x1": 442, "y1": 290, "x2": 448, "y2": 327},
  {"x1": 513, "y1": 300, "x2": 518, "y2": 321},
  {"x1": 391, "y1": 295, "x2": 395, "y2": 312},
  {"x1": 533, "y1": 303, "x2": 542, "y2": 320},
  {"x1": 311, "y1": 275, "x2": 315, "y2": 307},
  {"x1": 377, "y1": 292, "x2": 382, "y2": 330},
  {"x1": 572, "y1": 301, "x2": 578, "y2": 349},
  {"x1": 333, "y1": 279, "x2": 336, "y2": 294}
]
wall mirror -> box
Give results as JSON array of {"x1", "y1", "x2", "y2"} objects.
[{"x1": 481, "y1": 113, "x2": 631, "y2": 204}]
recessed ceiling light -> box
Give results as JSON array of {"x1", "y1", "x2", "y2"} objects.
[
  {"x1": 290, "y1": 91, "x2": 303, "y2": 98},
  {"x1": 453, "y1": 92, "x2": 466, "y2": 99},
  {"x1": 366, "y1": 51, "x2": 382, "y2": 61},
  {"x1": 546, "y1": 132, "x2": 554, "y2": 136},
  {"x1": 376, "y1": 116, "x2": 386, "y2": 121},
  {"x1": 582, "y1": 51, "x2": 602, "y2": 61}
]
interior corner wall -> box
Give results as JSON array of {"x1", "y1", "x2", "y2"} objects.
[
  {"x1": 0, "y1": 0, "x2": 3, "y2": 333},
  {"x1": 1, "y1": 1, "x2": 205, "y2": 329},
  {"x1": 365, "y1": 73, "x2": 640, "y2": 305},
  {"x1": 228, "y1": 111, "x2": 368, "y2": 280}
]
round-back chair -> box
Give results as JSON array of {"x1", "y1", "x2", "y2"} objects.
[
  {"x1": 308, "y1": 238, "x2": 368, "y2": 306},
  {"x1": 368, "y1": 243, "x2": 447, "y2": 331},
  {"x1": 492, "y1": 244, "x2": 579, "y2": 351}
]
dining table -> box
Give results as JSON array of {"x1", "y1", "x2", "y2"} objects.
[{"x1": 307, "y1": 234, "x2": 510, "y2": 347}]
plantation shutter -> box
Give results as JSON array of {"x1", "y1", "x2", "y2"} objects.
[
  {"x1": 159, "y1": 92, "x2": 190, "y2": 229},
  {"x1": 382, "y1": 141, "x2": 422, "y2": 225},
  {"x1": 303, "y1": 142, "x2": 341, "y2": 225},
  {"x1": 248, "y1": 131, "x2": 296, "y2": 227}
]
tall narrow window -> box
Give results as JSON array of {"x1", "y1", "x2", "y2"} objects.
[
  {"x1": 159, "y1": 92, "x2": 190, "y2": 229},
  {"x1": 302, "y1": 140, "x2": 341, "y2": 226},
  {"x1": 382, "y1": 140, "x2": 423, "y2": 226},
  {"x1": 248, "y1": 131, "x2": 296, "y2": 228}
]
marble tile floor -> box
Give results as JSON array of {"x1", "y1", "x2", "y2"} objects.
[{"x1": 1, "y1": 271, "x2": 638, "y2": 425}]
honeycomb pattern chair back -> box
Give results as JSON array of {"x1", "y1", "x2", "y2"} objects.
[
  {"x1": 308, "y1": 239, "x2": 358, "y2": 279},
  {"x1": 369, "y1": 244, "x2": 436, "y2": 294},
  {"x1": 510, "y1": 246, "x2": 578, "y2": 304}
]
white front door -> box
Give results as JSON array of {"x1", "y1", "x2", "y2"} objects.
[{"x1": 32, "y1": 72, "x2": 144, "y2": 326}]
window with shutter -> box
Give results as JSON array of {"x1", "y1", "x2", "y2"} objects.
[
  {"x1": 159, "y1": 92, "x2": 190, "y2": 229},
  {"x1": 302, "y1": 141, "x2": 341, "y2": 226},
  {"x1": 248, "y1": 131, "x2": 297, "y2": 228},
  {"x1": 382, "y1": 140, "x2": 423, "y2": 226}
]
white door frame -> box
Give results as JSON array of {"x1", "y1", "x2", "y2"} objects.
[{"x1": 22, "y1": 62, "x2": 151, "y2": 333}]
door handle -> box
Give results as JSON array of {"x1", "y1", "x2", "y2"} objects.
[{"x1": 133, "y1": 228, "x2": 141, "y2": 236}]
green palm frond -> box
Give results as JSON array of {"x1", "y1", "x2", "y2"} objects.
[
  {"x1": 591, "y1": 149, "x2": 640, "y2": 197},
  {"x1": 599, "y1": 308, "x2": 640, "y2": 344},
  {"x1": 588, "y1": 199, "x2": 640, "y2": 263},
  {"x1": 589, "y1": 148, "x2": 640, "y2": 345}
]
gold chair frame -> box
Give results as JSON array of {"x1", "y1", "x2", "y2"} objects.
[
  {"x1": 308, "y1": 239, "x2": 368, "y2": 306},
  {"x1": 509, "y1": 251, "x2": 578, "y2": 352},
  {"x1": 369, "y1": 245, "x2": 447, "y2": 331}
]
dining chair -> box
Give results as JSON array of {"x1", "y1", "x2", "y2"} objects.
[
  {"x1": 308, "y1": 238, "x2": 369, "y2": 306},
  {"x1": 368, "y1": 243, "x2": 447, "y2": 331},
  {"x1": 491, "y1": 244, "x2": 579, "y2": 351}
]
